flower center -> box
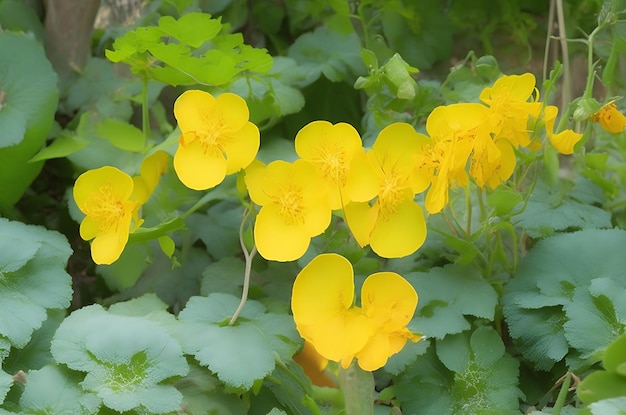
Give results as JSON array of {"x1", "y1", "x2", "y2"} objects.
[
  {"x1": 378, "y1": 172, "x2": 409, "y2": 220},
  {"x1": 84, "y1": 184, "x2": 127, "y2": 232},
  {"x1": 274, "y1": 183, "x2": 305, "y2": 225},
  {"x1": 194, "y1": 114, "x2": 232, "y2": 156},
  {"x1": 315, "y1": 143, "x2": 347, "y2": 186}
]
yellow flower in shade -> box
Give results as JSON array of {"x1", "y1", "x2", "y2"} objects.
[
  {"x1": 294, "y1": 120, "x2": 378, "y2": 210},
  {"x1": 291, "y1": 253, "x2": 421, "y2": 371},
  {"x1": 245, "y1": 159, "x2": 332, "y2": 261},
  {"x1": 544, "y1": 105, "x2": 583, "y2": 154},
  {"x1": 293, "y1": 341, "x2": 336, "y2": 388},
  {"x1": 479, "y1": 73, "x2": 542, "y2": 149},
  {"x1": 73, "y1": 166, "x2": 138, "y2": 265},
  {"x1": 131, "y1": 151, "x2": 169, "y2": 205},
  {"x1": 591, "y1": 100, "x2": 626, "y2": 134},
  {"x1": 343, "y1": 123, "x2": 427, "y2": 258},
  {"x1": 173, "y1": 90, "x2": 260, "y2": 190}
]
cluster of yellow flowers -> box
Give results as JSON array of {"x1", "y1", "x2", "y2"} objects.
[{"x1": 73, "y1": 71, "x2": 607, "y2": 372}]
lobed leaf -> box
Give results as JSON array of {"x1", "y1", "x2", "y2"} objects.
[
  {"x1": 404, "y1": 264, "x2": 498, "y2": 339},
  {"x1": 504, "y1": 229, "x2": 626, "y2": 370},
  {"x1": 0, "y1": 219, "x2": 72, "y2": 348},
  {"x1": 179, "y1": 294, "x2": 300, "y2": 389},
  {"x1": 51, "y1": 304, "x2": 188, "y2": 414}
]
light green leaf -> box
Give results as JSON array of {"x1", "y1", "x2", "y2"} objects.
[
  {"x1": 95, "y1": 118, "x2": 145, "y2": 152},
  {"x1": 158, "y1": 13, "x2": 223, "y2": 48},
  {"x1": 405, "y1": 264, "x2": 498, "y2": 339},
  {"x1": 179, "y1": 294, "x2": 300, "y2": 389},
  {"x1": 0, "y1": 219, "x2": 72, "y2": 347},
  {"x1": 158, "y1": 236, "x2": 176, "y2": 258},
  {"x1": 28, "y1": 135, "x2": 89, "y2": 162},
  {"x1": 588, "y1": 397, "x2": 626, "y2": 415},
  {"x1": 51, "y1": 305, "x2": 188, "y2": 413},
  {"x1": 266, "y1": 409, "x2": 288, "y2": 415},
  {"x1": 17, "y1": 365, "x2": 99, "y2": 414},
  {"x1": 0, "y1": 367, "x2": 11, "y2": 405},
  {"x1": 186, "y1": 199, "x2": 243, "y2": 259},
  {"x1": 504, "y1": 229, "x2": 626, "y2": 370}
]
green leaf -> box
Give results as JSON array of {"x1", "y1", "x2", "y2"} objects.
[
  {"x1": 588, "y1": 397, "x2": 626, "y2": 415},
  {"x1": 578, "y1": 371, "x2": 626, "y2": 405},
  {"x1": 179, "y1": 294, "x2": 300, "y2": 389},
  {"x1": 200, "y1": 257, "x2": 246, "y2": 297},
  {"x1": 384, "y1": 338, "x2": 431, "y2": 376},
  {"x1": 95, "y1": 118, "x2": 145, "y2": 152},
  {"x1": 50, "y1": 304, "x2": 188, "y2": 413},
  {"x1": 174, "y1": 362, "x2": 247, "y2": 414},
  {"x1": 0, "y1": 32, "x2": 57, "y2": 209},
  {"x1": 287, "y1": 26, "x2": 366, "y2": 83},
  {"x1": 504, "y1": 229, "x2": 626, "y2": 370},
  {"x1": 603, "y1": 332, "x2": 626, "y2": 375},
  {"x1": 17, "y1": 365, "x2": 100, "y2": 414},
  {"x1": 405, "y1": 264, "x2": 498, "y2": 339},
  {"x1": 186, "y1": 199, "x2": 243, "y2": 259},
  {"x1": 0, "y1": 367, "x2": 11, "y2": 405},
  {"x1": 487, "y1": 187, "x2": 523, "y2": 216},
  {"x1": 158, "y1": 13, "x2": 222, "y2": 48},
  {"x1": 28, "y1": 134, "x2": 89, "y2": 162},
  {"x1": 158, "y1": 236, "x2": 176, "y2": 258},
  {"x1": 514, "y1": 181, "x2": 611, "y2": 238},
  {"x1": 0, "y1": 219, "x2": 72, "y2": 347},
  {"x1": 0, "y1": 0, "x2": 44, "y2": 41}
]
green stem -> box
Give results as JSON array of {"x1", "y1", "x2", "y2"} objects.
[
  {"x1": 229, "y1": 208, "x2": 257, "y2": 325},
  {"x1": 555, "y1": 0, "x2": 571, "y2": 108},
  {"x1": 141, "y1": 75, "x2": 151, "y2": 143},
  {"x1": 128, "y1": 189, "x2": 226, "y2": 244},
  {"x1": 338, "y1": 362, "x2": 374, "y2": 415},
  {"x1": 552, "y1": 372, "x2": 572, "y2": 415}
]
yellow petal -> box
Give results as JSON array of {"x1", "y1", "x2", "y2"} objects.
[
  {"x1": 173, "y1": 90, "x2": 217, "y2": 133},
  {"x1": 139, "y1": 150, "x2": 169, "y2": 190},
  {"x1": 545, "y1": 105, "x2": 582, "y2": 155},
  {"x1": 424, "y1": 171, "x2": 449, "y2": 214},
  {"x1": 370, "y1": 199, "x2": 427, "y2": 258},
  {"x1": 343, "y1": 201, "x2": 376, "y2": 247},
  {"x1": 371, "y1": 123, "x2": 421, "y2": 173},
  {"x1": 293, "y1": 341, "x2": 336, "y2": 388},
  {"x1": 291, "y1": 253, "x2": 355, "y2": 326},
  {"x1": 173, "y1": 139, "x2": 227, "y2": 190},
  {"x1": 344, "y1": 149, "x2": 380, "y2": 204},
  {"x1": 223, "y1": 121, "x2": 260, "y2": 174},
  {"x1": 361, "y1": 272, "x2": 418, "y2": 329},
  {"x1": 254, "y1": 203, "x2": 311, "y2": 261},
  {"x1": 215, "y1": 92, "x2": 250, "y2": 132},
  {"x1": 79, "y1": 216, "x2": 101, "y2": 241},
  {"x1": 355, "y1": 331, "x2": 393, "y2": 371},
  {"x1": 90, "y1": 220, "x2": 130, "y2": 265},
  {"x1": 592, "y1": 101, "x2": 626, "y2": 134},
  {"x1": 244, "y1": 159, "x2": 270, "y2": 205}
]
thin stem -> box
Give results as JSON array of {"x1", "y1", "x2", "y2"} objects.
[
  {"x1": 338, "y1": 362, "x2": 374, "y2": 415},
  {"x1": 141, "y1": 75, "x2": 151, "y2": 143},
  {"x1": 229, "y1": 209, "x2": 257, "y2": 325},
  {"x1": 465, "y1": 186, "x2": 472, "y2": 238},
  {"x1": 555, "y1": 0, "x2": 571, "y2": 108},
  {"x1": 543, "y1": 0, "x2": 556, "y2": 83}
]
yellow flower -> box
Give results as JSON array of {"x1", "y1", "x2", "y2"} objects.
[
  {"x1": 591, "y1": 100, "x2": 626, "y2": 134},
  {"x1": 245, "y1": 159, "x2": 331, "y2": 261},
  {"x1": 291, "y1": 253, "x2": 421, "y2": 371},
  {"x1": 173, "y1": 90, "x2": 260, "y2": 190},
  {"x1": 421, "y1": 103, "x2": 492, "y2": 213},
  {"x1": 295, "y1": 120, "x2": 378, "y2": 210},
  {"x1": 544, "y1": 105, "x2": 583, "y2": 154},
  {"x1": 479, "y1": 73, "x2": 542, "y2": 149},
  {"x1": 131, "y1": 150, "x2": 169, "y2": 205},
  {"x1": 344, "y1": 123, "x2": 427, "y2": 258},
  {"x1": 73, "y1": 166, "x2": 138, "y2": 265}
]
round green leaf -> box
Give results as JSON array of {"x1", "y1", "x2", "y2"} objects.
[{"x1": 0, "y1": 32, "x2": 58, "y2": 209}]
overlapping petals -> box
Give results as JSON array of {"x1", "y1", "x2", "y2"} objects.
[
  {"x1": 173, "y1": 90, "x2": 260, "y2": 190},
  {"x1": 344, "y1": 123, "x2": 427, "y2": 258},
  {"x1": 291, "y1": 253, "x2": 421, "y2": 371},
  {"x1": 245, "y1": 159, "x2": 331, "y2": 261},
  {"x1": 295, "y1": 120, "x2": 378, "y2": 209},
  {"x1": 591, "y1": 100, "x2": 626, "y2": 134},
  {"x1": 131, "y1": 150, "x2": 169, "y2": 205},
  {"x1": 74, "y1": 166, "x2": 139, "y2": 265}
]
